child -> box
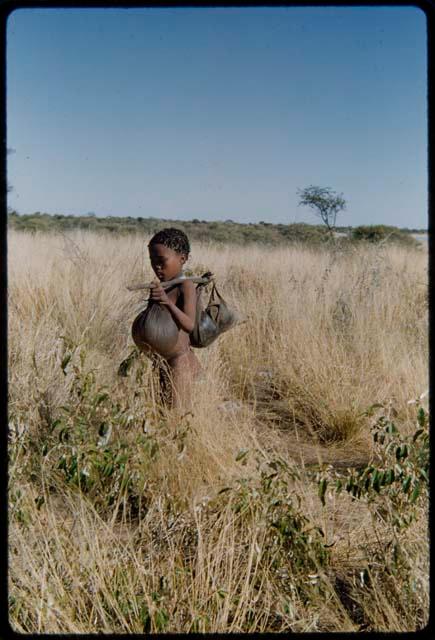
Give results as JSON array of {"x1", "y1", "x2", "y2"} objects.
[{"x1": 146, "y1": 228, "x2": 201, "y2": 411}]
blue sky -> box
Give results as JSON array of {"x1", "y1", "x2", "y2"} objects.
[{"x1": 7, "y1": 6, "x2": 427, "y2": 228}]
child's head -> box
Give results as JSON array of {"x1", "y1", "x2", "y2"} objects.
[{"x1": 148, "y1": 227, "x2": 190, "y2": 282}]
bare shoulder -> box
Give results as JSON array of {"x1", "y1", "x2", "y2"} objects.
[{"x1": 181, "y1": 279, "x2": 196, "y2": 295}]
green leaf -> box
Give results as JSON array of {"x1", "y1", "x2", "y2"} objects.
[
  {"x1": 154, "y1": 609, "x2": 169, "y2": 631},
  {"x1": 386, "y1": 422, "x2": 398, "y2": 435},
  {"x1": 385, "y1": 468, "x2": 395, "y2": 485},
  {"x1": 413, "y1": 429, "x2": 424, "y2": 442},
  {"x1": 61, "y1": 353, "x2": 72, "y2": 375},
  {"x1": 410, "y1": 481, "x2": 420, "y2": 503},
  {"x1": 140, "y1": 606, "x2": 151, "y2": 633},
  {"x1": 95, "y1": 393, "x2": 109, "y2": 406},
  {"x1": 417, "y1": 407, "x2": 426, "y2": 427},
  {"x1": 58, "y1": 427, "x2": 69, "y2": 442},
  {"x1": 394, "y1": 464, "x2": 404, "y2": 478},
  {"x1": 419, "y1": 468, "x2": 429, "y2": 483},
  {"x1": 318, "y1": 479, "x2": 328, "y2": 506},
  {"x1": 402, "y1": 476, "x2": 412, "y2": 493},
  {"x1": 360, "y1": 568, "x2": 370, "y2": 587},
  {"x1": 98, "y1": 422, "x2": 109, "y2": 436},
  {"x1": 103, "y1": 463, "x2": 114, "y2": 477},
  {"x1": 372, "y1": 471, "x2": 381, "y2": 493},
  {"x1": 235, "y1": 448, "x2": 249, "y2": 462}
]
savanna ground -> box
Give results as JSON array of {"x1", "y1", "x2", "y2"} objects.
[{"x1": 8, "y1": 229, "x2": 429, "y2": 632}]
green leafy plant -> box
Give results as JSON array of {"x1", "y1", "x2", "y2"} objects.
[
  {"x1": 212, "y1": 452, "x2": 330, "y2": 602},
  {"x1": 313, "y1": 402, "x2": 429, "y2": 630},
  {"x1": 23, "y1": 340, "x2": 162, "y2": 516},
  {"x1": 316, "y1": 403, "x2": 429, "y2": 529}
]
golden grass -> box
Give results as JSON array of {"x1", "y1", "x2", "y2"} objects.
[{"x1": 8, "y1": 229, "x2": 429, "y2": 632}]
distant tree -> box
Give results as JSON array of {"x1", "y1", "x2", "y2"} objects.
[{"x1": 297, "y1": 185, "x2": 346, "y2": 234}]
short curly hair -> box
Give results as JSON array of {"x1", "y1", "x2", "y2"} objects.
[{"x1": 148, "y1": 227, "x2": 190, "y2": 256}]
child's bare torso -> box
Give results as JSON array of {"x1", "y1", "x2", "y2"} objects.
[
  {"x1": 159, "y1": 283, "x2": 201, "y2": 409},
  {"x1": 164, "y1": 283, "x2": 192, "y2": 361}
]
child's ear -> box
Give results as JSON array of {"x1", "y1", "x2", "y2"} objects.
[{"x1": 181, "y1": 254, "x2": 187, "y2": 265}]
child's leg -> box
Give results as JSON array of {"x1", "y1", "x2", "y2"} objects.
[
  {"x1": 168, "y1": 349, "x2": 201, "y2": 412},
  {"x1": 158, "y1": 362, "x2": 173, "y2": 407},
  {"x1": 151, "y1": 355, "x2": 172, "y2": 408}
]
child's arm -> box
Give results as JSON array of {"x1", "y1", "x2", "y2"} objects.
[{"x1": 150, "y1": 280, "x2": 196, "y2": 333}]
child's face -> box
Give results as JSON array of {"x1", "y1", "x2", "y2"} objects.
[{"x1": 149, "y1": 243, "x2": 187, "y2": 282}]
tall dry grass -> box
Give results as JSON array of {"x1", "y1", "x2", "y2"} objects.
[{"x1": 8, "y1": 229, "x2": 429, "y2": 632}]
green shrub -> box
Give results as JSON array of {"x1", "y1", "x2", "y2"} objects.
[
  {"x1": 315, "y1": 401, "x2": 429, "y2": 628},
  {"x1": 12, "y1": 339, "x2": 163, "y2": 518},
  {"x1": 8, "y1": 213, "x2": 422, "y2": 251},
  {"x1": 352, "y1": 225, "x2": 419, "y2": 247},
  {"x1": 210, "y1": 451, "x2": 330, "y2": 602},
  {"x1": 316, "y1": 402, "x2": 428, "y2": 524}
]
